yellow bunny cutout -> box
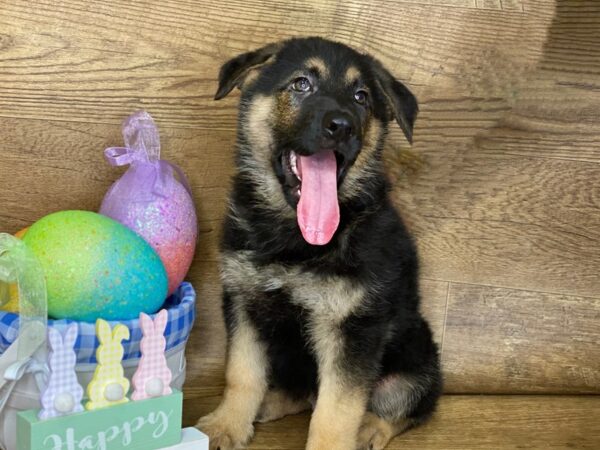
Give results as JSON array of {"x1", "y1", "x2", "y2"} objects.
[{"x1": 85, "y1": 319, "x2": 130, "y2": 410}]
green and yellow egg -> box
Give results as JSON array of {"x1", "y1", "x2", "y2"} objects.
[{"x1": 12, "y1": 210, "x2": 168, "y2": 322}]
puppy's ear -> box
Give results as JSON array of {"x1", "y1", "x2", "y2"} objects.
[
  {"x1": 374, "y1": 66, "x2": 418, "y2": 144},
  {"x1": 215, "y1": 43, "x2": 281, "y2": 100}
]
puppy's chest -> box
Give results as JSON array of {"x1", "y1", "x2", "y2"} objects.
[{"x1": 221, "y1": 251, "x2": 365, "y2": 320}]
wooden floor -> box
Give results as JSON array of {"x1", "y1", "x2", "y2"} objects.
[
  {"x1": 1, "y1": 0, "x2": 599, "y2": 447},
  {"x1": 184, "y1": 394, "x2": 600, "y2": 449}
]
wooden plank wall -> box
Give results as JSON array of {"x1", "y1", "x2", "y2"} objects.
[{"x1": 0, "y1": 0, "x2": 598, "y2": 411}]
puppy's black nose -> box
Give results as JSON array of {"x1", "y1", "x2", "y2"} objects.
[{"x1": 323, "y1": 113, "x2": 353, "y2": 143}]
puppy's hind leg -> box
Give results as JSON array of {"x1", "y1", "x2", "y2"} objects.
[
  {"x1": 356, "y1": 370, "x2": 442, "y2": 450},
  {"x1": 357, "y1": 411, "x2": 415, "y2": 450}
]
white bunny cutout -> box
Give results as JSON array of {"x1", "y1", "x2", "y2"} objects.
[
  {"x1": 39, "y1": 323, "x2": 84, "y2": 420},
  {"x1": 131, "y1": 309, "x2": 173, "y2": 400}
]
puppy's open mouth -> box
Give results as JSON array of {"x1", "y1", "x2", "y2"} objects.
[{"x1": 283, "y1": 150, "x2": 347, "y2": 246}]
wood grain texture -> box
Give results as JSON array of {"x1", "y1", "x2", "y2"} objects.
[
  {"x1": 181, "y1": 395, "x2": 600, "y2": 449},
  {"x1": 0, "y1": 0, "x2": 551, "y2": 128},
  {"x1": 1, "y1": 0, "x2": 599, "y2": 401},
  {"x1": 388, "y1": 0, "x2": 600, "y2": 298},
  {"x1": 419, "y1": 280, "x2": 449, "y2": 348},
  {"x1": 0, "y1": 118, "x2": 233, "y2": 238},
  {"x1": 394, "y1": 148, "x2": 600, "y2": 297},
  {"x1": 442, "y1": 283, "x2": 600, "y2": 393}
]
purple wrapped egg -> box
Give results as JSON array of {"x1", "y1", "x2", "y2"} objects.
[{"x1": 100, "y1": 111, "x2": 197, "y2": 296}]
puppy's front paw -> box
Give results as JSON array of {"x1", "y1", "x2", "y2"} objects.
[{"x1": 196, "y1": 411, "x2": 254, "y2": 450}]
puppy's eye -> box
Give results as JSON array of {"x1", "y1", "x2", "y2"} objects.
[
  {"x1": 291, "y1": 77, "x2": 312, "y2": 92},
  {"x1": 354, "y1": 90, "x2": 368, "y2": 105}
]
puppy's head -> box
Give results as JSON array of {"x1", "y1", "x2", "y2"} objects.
[{"x1": 216, "y1": 37, "x2": 417, "y2": 246}]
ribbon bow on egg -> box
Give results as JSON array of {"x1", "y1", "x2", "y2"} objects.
[{"x1": 104, "y1": 111, "x2": 191, "y2": 202}]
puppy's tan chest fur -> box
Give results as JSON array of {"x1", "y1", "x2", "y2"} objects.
[{"x1": 221, "y1": 250, "x2": 365, "y2": 321}]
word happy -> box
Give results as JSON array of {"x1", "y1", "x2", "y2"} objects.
[{"x1": 42, "y1": 409, "x2": 172, "y2": 450}]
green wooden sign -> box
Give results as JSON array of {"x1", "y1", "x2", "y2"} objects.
[{"x1": 17, "y1": 390, "x2": 182, "y2": 450}]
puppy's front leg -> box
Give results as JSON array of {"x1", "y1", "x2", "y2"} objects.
[
  {"x1": 197, "y1": 318, "x2": 268, "y2": 450},
  {"x1": 306, "y1": 372, "x2": 368, "y2": 450},
  {"x1": 306, "y1": 324, "x2": 369, "y2": 450}
]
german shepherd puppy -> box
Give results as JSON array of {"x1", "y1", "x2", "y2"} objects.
[{"x1": 197, "y1": 37, "x2": 442, "y2": 450}]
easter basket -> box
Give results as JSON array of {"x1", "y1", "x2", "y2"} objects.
[{"x1": 0, "y1": 235, "x2": 196, "y2": 450}]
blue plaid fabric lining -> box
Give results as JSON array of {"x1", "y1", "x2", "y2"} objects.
[{"x1": 0, "y1": 282, "x2": 196, "y2": 364}]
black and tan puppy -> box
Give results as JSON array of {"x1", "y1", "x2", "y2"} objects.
[{"x1": 197, "y1": 37, "x2": 441, "y2": 450}]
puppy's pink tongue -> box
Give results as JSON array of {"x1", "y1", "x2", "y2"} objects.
[{"x1": 297, "y1": 150, "x2": 340, "y2": 245}]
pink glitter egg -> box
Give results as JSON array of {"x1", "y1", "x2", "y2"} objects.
[{"x1": 100, "y1": 111, "x2": 197, "y2": 296}]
